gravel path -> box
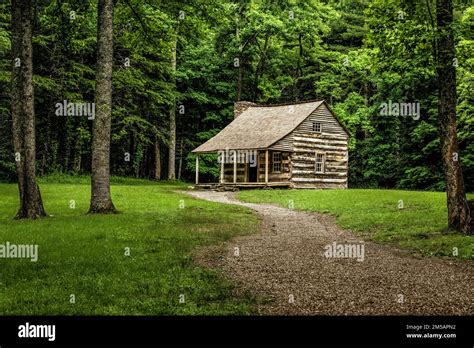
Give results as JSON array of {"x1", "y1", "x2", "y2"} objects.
[{"x1": 187, "y1": 190, "x2": 474, "y2": 315}]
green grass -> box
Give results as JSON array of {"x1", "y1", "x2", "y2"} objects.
[
  {"x1": 238, "y1": 189, "x2": 474, "y2": 261},
  {"x1": 0, "y1": 178, "x2": 259, "y2": 315}
]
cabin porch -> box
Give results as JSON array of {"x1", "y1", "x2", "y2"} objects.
[
  {"x1": 194, "y1": 182, "x2": 292, "y2": 190},
  {"x1": 194, "y1": 149, "x2": 292, "y2": 188}
]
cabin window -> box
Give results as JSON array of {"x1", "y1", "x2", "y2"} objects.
[
  {"x1": 272, "y1": 152, "x2": 282, "y2": 173},
  {"x1": 312, "y1": 122, "x2": 322, "y2": 133},
  {"x1": 315, "y1": 153, "x2": 325, "y2": 173}
]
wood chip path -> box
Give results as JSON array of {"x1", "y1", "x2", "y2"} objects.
[{"x1": 187, "y1": 191, "x2": 474, "y2": 315}]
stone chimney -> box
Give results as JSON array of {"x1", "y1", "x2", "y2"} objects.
[{"x1": 234, "y1": 101, "x2": 257, "y2": 119}]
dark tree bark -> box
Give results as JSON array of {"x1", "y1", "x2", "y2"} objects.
[
  {"x1": 177, "y1": 137, "x2": 183, "y2": 180},
  {"x1": 89, "y1": 0, "x2": 116, "y2": 214},
  {"x1": 235, "y1": 6, "x2": 244, "y2": 102},
  {"x1": 73, "y1": 136, "x2": 82, "y2": 173},
  {"x1": 236, "y1": 55, "x2": 243, "y2": 101},
  {"x1": 154, "y1": 136, "x2": 161, "y2": 180},
  {"x1": 253, "y1": 34, "x2": 269, "y2": 101},
  {"x1": 11, "y1": 0, "x2": 47, "y2": 219},
  {"x1": 436, "y1": 0, "x2": 471, "y2": 234},
  {"x1": 168, "y1": 35, "x2": 177, "y2": 180}
]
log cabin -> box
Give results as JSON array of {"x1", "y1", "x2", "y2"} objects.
[{"x1": 192, "y1": 100, "x2": 350, "y2": 189}]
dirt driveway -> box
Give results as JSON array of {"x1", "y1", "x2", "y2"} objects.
[{"x1": 186, "y1": 190, "x2": 474, "y2": 315}]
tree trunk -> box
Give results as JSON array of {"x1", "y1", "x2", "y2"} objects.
[
  {"x1": 295, "y1": 33, "x2": 303, "y2": 101},
  {"x1": 168, "y1": 35, "x2": 177, "y2": 180},
  {"x1": 237, "y1": 57, "x2": 243, "y2": 101},
  {"x1": 72, "y1": 134, "x2": 82, "y2": 173},
  {"x1": 89, "y1": 0, "x2": 116, "y2": 214},
  {"x1": 11, "y1": 0, "x2": 47, "y2": 219},
  {"x1": 253, "y1": 34, "x2": 269, "y2": 101},
  {"x1": 154, "y1": 136, "x2": 161, "y2": 180},
  {"x1": 436, "y1": 0, "x2": 471, "y2": 234},
  {"x1": 177, "y1": 137, "x2": 183, "y2": 180}
]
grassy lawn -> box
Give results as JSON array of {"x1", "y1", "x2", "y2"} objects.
[
  {"x1": 238, "y1": 189, "x2": 474, "y2": 261},
  {"x1": 0, "y1": 177, "x2": 258, "y2": 315}
]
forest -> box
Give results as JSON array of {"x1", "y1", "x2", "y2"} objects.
[
  {"x1": 0, "y1": 0, "x2": 471, "y2": 189},
  {"x1": 0, "y1": 0, "x2": 473, "y2": 324}
]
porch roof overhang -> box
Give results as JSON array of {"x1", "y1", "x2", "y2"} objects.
[{"x1": 192, "y1": 148, "x2": 267, "y2": 154}]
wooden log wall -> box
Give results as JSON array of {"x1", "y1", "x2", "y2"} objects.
[
  {"x1": 257, "y1": 151, "x2": 291, "y2": 182},
  {"x1": 271, "y1": 103, "x2": 349, "y2": 189},
  {"x1": 223, "y1": 163, "x2": 246, "y2": 183}
]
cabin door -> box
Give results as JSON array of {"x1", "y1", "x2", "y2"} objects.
[{"x1": 248, "y1": 163, "x2": 258, "y2": 182}]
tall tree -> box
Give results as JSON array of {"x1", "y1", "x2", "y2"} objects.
[
  {"x1": 11, "y1": 0, "x2": 47, "y2": 219},
  {"x1": 154, "y1": 135, "x2": 161, "y2": 180},
  {"x1": 168, "y1": 30, "x2": 177, "y2": 180},
  {"x1": 436, "y1": 0, "x2": 471, "y2": 234},
  {"x1": 89, "y1": 0, "x2": 116, "y2": 213}
]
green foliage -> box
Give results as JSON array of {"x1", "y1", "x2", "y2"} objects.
[{"x1": 0, "y1": 0, "x2": 472, "y2": 191}]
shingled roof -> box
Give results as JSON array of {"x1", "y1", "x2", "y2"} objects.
[{"x1": 192, "y1": 100, "x2": 344, "y2": 153}]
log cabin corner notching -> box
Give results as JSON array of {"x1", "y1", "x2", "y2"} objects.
[{"x1": 192, "y1": 100, "x2": 350, "y2": 189}]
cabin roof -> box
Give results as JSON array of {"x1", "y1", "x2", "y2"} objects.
[{"x1": 192, "y1": 100, "x2": 348, "y2": 153}]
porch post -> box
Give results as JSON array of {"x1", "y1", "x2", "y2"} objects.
[
  {"x1": 220, "y1": 152, "x2": 224, "y2": 183},
  {"x1": 233, "y1": 150, "x2": 237, "y2": 184},
  {"x1": 265, "y1": 150, "x2": 269, "y2": 184},
  {"x1": 195, "y1": 155, "x2": 199, "y2": 184}
]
